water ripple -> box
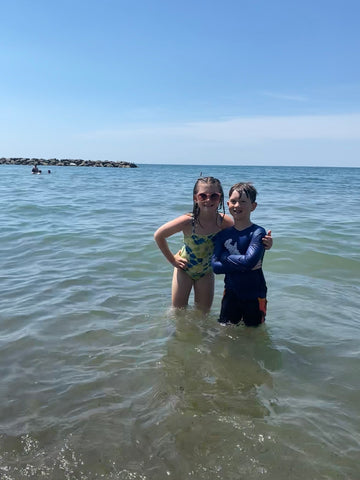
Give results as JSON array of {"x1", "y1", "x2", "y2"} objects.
[{"x1": 0, "y1": 164, "x2": 359, "y2": 479}]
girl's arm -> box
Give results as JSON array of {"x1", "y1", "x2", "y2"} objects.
[{"x1": 154, "y1": 215, "x2": 191, "y2": 269}]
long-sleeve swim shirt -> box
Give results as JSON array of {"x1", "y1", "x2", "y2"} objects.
[{"x1": 211, "y1": 224, "x2": 267, "y2": 299}]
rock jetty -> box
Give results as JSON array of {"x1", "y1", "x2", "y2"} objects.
[{"x1": 0, "y1": 157, "x2": 138, "y2": 168}]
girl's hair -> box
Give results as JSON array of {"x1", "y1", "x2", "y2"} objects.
[
  {"x1": 192, "y1": 176, "x2": 225, "y2": 225},
  {"x1": 229, "y1": 182, "x2": 257, "y2": 203}
]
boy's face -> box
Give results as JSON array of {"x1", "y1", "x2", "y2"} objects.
[{"x1": 227, "y1": 191, "x2": 257, "y2": 220}]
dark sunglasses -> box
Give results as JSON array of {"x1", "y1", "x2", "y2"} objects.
[{"x1": 196, "y1": 192, "x2": 221, "y2": 201}]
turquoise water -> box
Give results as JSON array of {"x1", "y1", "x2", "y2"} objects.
[{"x1": 0, "y1": 163, "x2": 359, "y2": 479}]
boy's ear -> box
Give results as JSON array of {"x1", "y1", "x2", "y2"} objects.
[{"x1": 251, "y1": 202, "x2": 257, "y2": 211}]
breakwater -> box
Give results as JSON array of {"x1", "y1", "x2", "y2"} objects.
[{"x1": 0, "y1": 157, "x2": 138, "y2": 168}]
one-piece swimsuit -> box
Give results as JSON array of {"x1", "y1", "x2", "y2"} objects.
[{"x1": 179, "y1": 218, "x2": 216, "y2": 281}]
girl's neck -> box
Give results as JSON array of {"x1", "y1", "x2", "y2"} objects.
[
  {"x1": 197, "y1": 208, "x2": 219, "y2": 223},
  {"x1": 193, "y1": 210, "x2": 221, "y2": 234}
]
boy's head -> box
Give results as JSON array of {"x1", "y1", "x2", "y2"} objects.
[
  {"x1": 227, "y1": 182, "x2": 258, "y2": 221},
  {"x1": 228, "y1": 182, "x2": 257, "y2": 202}
]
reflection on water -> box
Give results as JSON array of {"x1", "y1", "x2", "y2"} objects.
[
  {"x1": 160, "y1": 311, "x2": 279, "y2": 416},
  {"x1": 132, "y1": 310, "x2": 283, "y2": 478}
]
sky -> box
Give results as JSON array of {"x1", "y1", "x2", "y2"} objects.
[{"x1": 1, "y1": 0, "x2": 360, "y2": 167}]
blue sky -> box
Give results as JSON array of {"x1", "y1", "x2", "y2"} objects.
[{"x1": 1, "y1": 0, "x2": 359, "y2": 166}]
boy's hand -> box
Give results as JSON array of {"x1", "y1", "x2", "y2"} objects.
[{"x1": 263, "y1": 230, "x2": 273, "y2": 250}]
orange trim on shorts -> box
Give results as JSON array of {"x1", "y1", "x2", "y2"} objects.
[{"x1": 258, "y1": 297, "x2": 267, "y2": 323}]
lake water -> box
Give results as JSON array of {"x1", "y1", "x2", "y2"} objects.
[{"x1": 0, "y1": 163, "x2": 359, "y2": 479}]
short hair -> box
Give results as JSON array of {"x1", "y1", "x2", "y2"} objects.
[{"x1": 229, "y1": 182, "x2": 257, "y2": 203}]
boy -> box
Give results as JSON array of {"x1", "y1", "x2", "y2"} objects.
[{"x1": 211, "y1": 182, "x2": 268, "y2": 327}]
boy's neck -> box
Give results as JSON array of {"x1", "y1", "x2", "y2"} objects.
[{"x1": 233, "y1": 218, "x2": 253, "y2": 230}]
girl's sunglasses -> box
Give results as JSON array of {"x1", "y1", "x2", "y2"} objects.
[{"x1": 196, "y1": 192, "x2": 221, "y2": 201}]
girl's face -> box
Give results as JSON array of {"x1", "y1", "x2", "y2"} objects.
[{"x1": 194, "y1": 183, "x2": 221, "y2": 210}]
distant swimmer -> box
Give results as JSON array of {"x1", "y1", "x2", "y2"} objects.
[
  {"x1": 48, "y1": 170, "x2": 51, "y2": 174},
  {"x1": 32, "y1": 164, "x2": 39, "y2": 174}
]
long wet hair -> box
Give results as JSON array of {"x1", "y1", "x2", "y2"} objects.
[{"x1": 192, "y1": 176, "x2": 225, "y2": 225}]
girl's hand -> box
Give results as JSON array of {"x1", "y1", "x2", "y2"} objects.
[
  {"x1": 263, "y1": 230, "x2": 273, "y2": 250},
  {"x1": 173, "y1": 251, "x2": 188, "y2": 270}
]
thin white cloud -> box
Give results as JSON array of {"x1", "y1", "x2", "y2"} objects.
[
  {"x1": 81, "y1": 113, "x2": 360, "y2": 142},
  {"x1": 260, "y1": 91, "x2": 308, "y2": 102}
]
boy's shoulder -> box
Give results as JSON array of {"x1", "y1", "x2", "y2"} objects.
[
  {"x1": 214, "y1": 225, "x2": 235, "y2": 241},
  {"x1": 246, "y1": 224, "x2": 267, "y2": 239},
  {"x1": 215, "y1": 224, "x2": 265, "y2": 240},
  {"x1": 251, "y1": 223, "x2": 266, "y2": 234}
]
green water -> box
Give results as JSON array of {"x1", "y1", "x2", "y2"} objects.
[{"x1": 0, "y1": 164, "x2": 359, "y2": 479}]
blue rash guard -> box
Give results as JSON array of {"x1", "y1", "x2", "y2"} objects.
[{"x1": 211, "y1": 224, "x2": 267, "y2": 300}]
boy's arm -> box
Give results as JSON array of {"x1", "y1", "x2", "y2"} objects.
[{"x1": 222, "y1": 228, "x2": 266, "y2": 271}]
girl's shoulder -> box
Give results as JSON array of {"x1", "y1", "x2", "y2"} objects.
[
  {"x1": 181, "y1": 213, "x2": 195, "y2": 235},
  {"x1": 170, "y1": 213, "x2": 193, "y2": 231},
  {"x1": 172, "y1": 213, "x2": 193, "y2": 225},
  {"x1": 182, "y1": 213, "x2": 194, "y2": 223},
  {"x1": 218, "y1": 213, "x2": 234, "y2": 230},
  {"x1": 155, "y1": 214, "x2": 193, "y2": 236}
]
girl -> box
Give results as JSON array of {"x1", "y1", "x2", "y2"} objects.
[{"x1": 154, "y1": 177, "x2": 272, "y2": 313}]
